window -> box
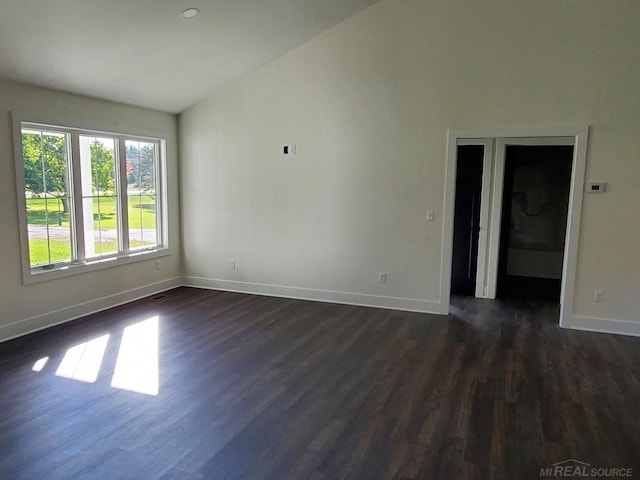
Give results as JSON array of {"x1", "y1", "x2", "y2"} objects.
[{"x1": 14, "y1": 116, "x2": 168, "y2": 282}]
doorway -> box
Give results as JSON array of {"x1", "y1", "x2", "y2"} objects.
[
  {"x1": 450, "y1": 145, "x2": 484, "y2": 296},
  {"x1": 496, "y1": 145, "x2": 573, "y2": 301},
  {"x1": 442, "y1": 126, "x2": 589, "y2": 327}
]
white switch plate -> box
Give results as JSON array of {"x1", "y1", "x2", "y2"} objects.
[{"x1": 426, "y1": 210, "x2": 434, "y2": 221}]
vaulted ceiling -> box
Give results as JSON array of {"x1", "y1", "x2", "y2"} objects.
[{"x1": 0, "y1": 0, "x2": 379, "y2": 113}]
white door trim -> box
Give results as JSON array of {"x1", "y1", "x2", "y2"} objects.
[
  {"x1": 441, "y1": 126, "x2": 589, "y2": 328},
  {"x1": 486, "y1": 137, "x2": 577, "y2": 299},
  {"x1": 485, "y1": 138, "x2": 506, "y2": 299}
]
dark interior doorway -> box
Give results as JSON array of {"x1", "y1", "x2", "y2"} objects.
[
  {"x1": 497, "y1": 145, "x2": 573, "y2": 301},
  {"x1": 451, "y1": 145, "x2": 484, "y2": 296}
]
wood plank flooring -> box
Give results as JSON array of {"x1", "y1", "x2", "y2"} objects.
[{"x1": 0, "y1": 287, "x2": 638, "y2": 479}]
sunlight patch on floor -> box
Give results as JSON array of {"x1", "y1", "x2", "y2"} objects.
[
  {"x1": 110, "y1": 316, "x2": 159, "y2": 396},
  {"x1": 32, "y1": 357, "x2": 49, "y2": 372},
  {"x1": 55, "y1": 334, "x2": 110, "y2": 383}
]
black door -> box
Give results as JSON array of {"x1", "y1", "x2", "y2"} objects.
[{"x1": 451, "y1": 145, "x2": 484, "y2": 296}]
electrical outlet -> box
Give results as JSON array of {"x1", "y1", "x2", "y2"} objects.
[
  {"x1": 155, "y1": 260, "x2": 161, "y2": 271},
  {"x1": 378, "y1": 272, "x2": 387, "y2": 284},
  {"x1": 229, "y1": 259, "x2": 236, "y2": 270},
  {"x1": 426, "y1": 210, "x2": 434, "y2": 221},
  {"x1": 593, "y1": 290, "x2": 604, "y2": 303}
]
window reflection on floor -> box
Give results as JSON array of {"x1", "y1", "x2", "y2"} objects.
[
  {"x1": 111, "y1": 316, "x2": 159, "y2": 396},
  {"x1": 31, "y1": 316, "x2": 159, "y2": 396},
  {"x1": 32, "y1": 356, "x2": 49, "y2": 372},
  {"x1": 55, "y1": 334, "x2": 110, "y2": 383}
]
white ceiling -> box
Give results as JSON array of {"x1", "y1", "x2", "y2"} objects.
[{"x1": 0, "y1": 0, "x2": 379, "y2": 113}]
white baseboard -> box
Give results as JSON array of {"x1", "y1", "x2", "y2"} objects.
[
  {"x1": 4, "y1": 275, "x2": 637, "y2": 343},
  {"x1": 183, "y1": 276, "x2": 444, "y2": 315},
  {"x1": 562, "y1": 314, "x2": 640, "y2": 337},
  {"x1": 0, "y1": 276, "x2": 182, "y2": 344}
]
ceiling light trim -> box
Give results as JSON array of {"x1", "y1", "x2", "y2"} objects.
[{"x1": 181, "y1": 8, "x2": 200, "y2": 19}]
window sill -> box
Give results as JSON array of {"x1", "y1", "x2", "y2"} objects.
[{"x1": 23, "y1": 247, "x2": 171, "y2": 285}]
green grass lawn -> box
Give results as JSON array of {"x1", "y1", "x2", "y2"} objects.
[
  {"x1": 26, "y1": 195, "x2": 157, "y2": 229},
  {"x1": 27, "y1": 195, "x2": 157, "y2": 266},
  {"x1": 29, "y1": 239, "x2": 72, "y2": 266},
  {"x1": 29, "y1": 238, "x2": 154, "y2": 266}
]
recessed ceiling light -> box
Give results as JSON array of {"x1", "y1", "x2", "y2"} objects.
[{"x1": 181, "y1": 8, "x2": 200, "y2": 19}]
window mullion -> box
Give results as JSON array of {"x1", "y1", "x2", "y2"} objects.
[
  {"x1": 158, "y1": 140, "x2": 166, "y2": 248},
  {"x1": 118, "y1": 137, "x2": 130, "y2": 254},
  {"x1": 153, "y1": 141, "x2": 160, "y2": 247},
  {"x1": 70, "y1": 131, "x2": 86, "y2": 263}
]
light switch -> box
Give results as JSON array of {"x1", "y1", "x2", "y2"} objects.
[{"x1": 426, "y1": 210, "x2": 434, "y2": 221}]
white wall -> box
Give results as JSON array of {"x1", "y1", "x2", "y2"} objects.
[
  {"x1": 0, "y1": 79, "x2": 181, "y2": 341},
  {"x1": 179, "y1": 0, "x2": 640, "y2": 331}
]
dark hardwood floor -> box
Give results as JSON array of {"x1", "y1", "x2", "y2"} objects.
[{"x1": 0, "y1": 287, "x2": 638, "y2": 479}]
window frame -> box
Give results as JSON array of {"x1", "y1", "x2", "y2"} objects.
[{"x1": 12, "y1": 111, "x2": 170, "y2": 285}]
